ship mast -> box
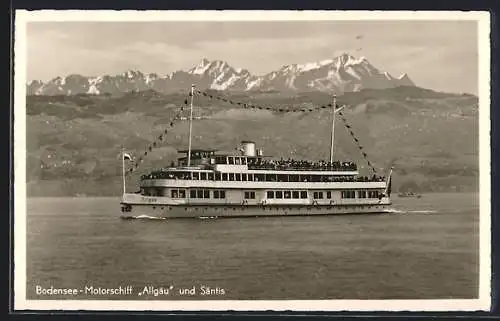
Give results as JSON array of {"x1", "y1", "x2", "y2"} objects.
[
  {"x1": 329, "y1": 94, "x2": 337, "y2": 164},
  {"x1": 121, "y1": 148, "x2": 126, "y2": 195},
  {"x1": 187, "y1": 84, "x2": 195, "y2": 167}
]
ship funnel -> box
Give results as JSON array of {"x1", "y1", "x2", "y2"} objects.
[{"x1": 241, "y1": 140, "x2": 256, "y2": 157}]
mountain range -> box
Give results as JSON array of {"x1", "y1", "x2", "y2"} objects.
[{"x1": 27, "y1": 54, "x2": 415, "y2": 96}]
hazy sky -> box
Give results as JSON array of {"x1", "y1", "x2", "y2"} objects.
[{"x1": 26, "y1": 20, "x2": 478, "y2": 94}]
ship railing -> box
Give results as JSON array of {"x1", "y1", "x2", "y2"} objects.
[
  {"x1": 246, "y1": 165, "x2": 358, "y2": 171},
  {"x1": 140, "y1": 173, "x2": 386, "y2": 182}
]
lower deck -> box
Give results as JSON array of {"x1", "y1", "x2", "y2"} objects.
[
  {"x1": 121, "y1": 184, "x2": 391, "y2": 218},
  {"x1": 120, "y1": 202, "x2": 392, "y2": 218}
]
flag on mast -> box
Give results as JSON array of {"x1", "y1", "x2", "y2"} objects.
[
  {"x1": 123, "y1": 152, "x2": 132, "y2": 161},
  {"x1": 387, "y1": 175, "x2": 392, "y2": 197}
]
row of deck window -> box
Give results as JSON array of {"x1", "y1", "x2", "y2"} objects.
[
  {"x1": 170, "y1": 189, "x2": 228, "y2": 199},
  {"x1": 341, "y1": 190, "x2": 380, "y2": 199},
  {"x1": 145, "y1": 188, "x2": 382, "y2": 200},
  {"x1": 215, "y1": 156, "x2": 249, "y2": 165},
  {"x1": 188, "y1": 189, "x2": 227, "y2": 199},
  {"x1": 266, "y1": 190, "x2": 308, "y2": 199},
  {"x1": 145, "y1": 171, "x2": 369, "y2": 183}
]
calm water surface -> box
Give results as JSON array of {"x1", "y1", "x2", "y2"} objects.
[{"x1": 26, "y1": 193, "x2": 479, "y2": 300}]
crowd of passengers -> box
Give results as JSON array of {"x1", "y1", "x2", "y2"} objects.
[
  {"x1": 140, "y1": 171, "x2": 385, "y2": 182},
  {"x1": 246, "y1": 158, "x2": 357, "y2": 171}
]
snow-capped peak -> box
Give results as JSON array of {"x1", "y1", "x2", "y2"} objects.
[
  {"x1": 333, "y1": 53, "x2": 363, "y2": 70},
  {"x1": 396, "y1": 73, "x2": 415, "y2": 86},
  {"x1": 294, "y1": 59, "x2": 335, "y2": 72},
  {"x1": 28, "y1": 79, "x2": 42, "y2": 86},
  {"x1": 123, "y1": 70, "x2": 143, "y2": 79},
  {"x1": 189, "y1": 58, "x2": 212, "y2": 75},
  {"x1": 199, "y1": 58, "x2": 210, "y2": 66},
  {"x1": 188, "y1": 59, "x2": 234, "y2": 75}
]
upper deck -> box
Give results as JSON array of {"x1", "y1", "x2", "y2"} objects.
[
  {"x1": 140, "y1": 141, "x2": 371, "y2": 184},
  {"x1": 173, "y1": 142, "x2": 358, "y2": 172}
]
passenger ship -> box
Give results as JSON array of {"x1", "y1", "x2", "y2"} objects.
[{"x1": 120, "y1": 86, "x2": 393, "y2": 218}]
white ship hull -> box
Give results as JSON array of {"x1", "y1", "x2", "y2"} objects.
[{"x1": 120, "y1": 196, "x2": 392, "y2": 219}]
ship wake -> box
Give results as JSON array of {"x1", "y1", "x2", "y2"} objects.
[
  {"x1": 386, "y1": 209, "x2": 437, "y2": 214},
  {"x1": 120, "y1": 214, "x2": 166, "y2": 220}
]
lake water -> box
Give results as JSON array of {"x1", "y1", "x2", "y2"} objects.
[{"x1": 26, "y1": 193, "x2": 479, "y2": 300}]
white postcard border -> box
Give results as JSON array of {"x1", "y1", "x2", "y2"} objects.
[{"x1": 13, "y1": 10, "x2": 492, "y2": 312}]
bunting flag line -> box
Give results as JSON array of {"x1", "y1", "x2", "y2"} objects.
[
  {"x1": 195, "y1": 90, "x2": 377, "y2": 174},
  {"x1": 125, "y1": 94, "x2": 190, "y2": 176},
  {"x1": 338, "y1": 111, "x2": 377, "y2": 174},
  {"x1": 194, "y1": 90, "x2": 332, "y2": 114},
  {"x1": 127, "y1": 89, "x2": 378, "y2": 176}
]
